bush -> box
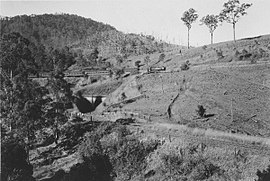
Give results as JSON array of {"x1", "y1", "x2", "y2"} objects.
[
  {"x1": 202, "y1": 45, "x2": 207, "y2": 50},
  {"x1": 78, "y1": 123, "x2": 158, "y2": 180},
  {"x1": 215, "y1": 49, "x2": 224, "y2": 59},
  {"x1": 238, "y1": 49, "x2": 252, "y2": 61},
  {"x1": 121, "y1": 92, "x2": 127, "y2": 100},
  {"x1": 115, "y1": 68, "x2": 124, "y2": 76},
  {"x1": 180, "y1": 61, "x2": 190, "y2": 71},
  {"x1": 1, "y1": 139, "x2": 35, "y2": 181},
  {"x1": 60, "y1": 122, "x2": 97, "y2": 150},
  {"x1": 106, "y1": 137, "x2": 159, "y2": 180},
  {"x1": 256, "y1": 165, "x2": 270, "y2": 181},
  {"x1": 250, "y1": 58, "x2": 257, "y2": 64},
  {"x1": 115, "y1": 55, "x2": 124, "y2": 66},
  {"x1": 234, "y1": 50, "x2": 240, "y2": 57},
  {"x1": 151, "y1": 145, "x2": 221, "y2": 180},
  {"x1": 135, "y1": 60, "x2": 141, "y2": 68},
  {"x1": 158, "y1": 53, "x2": 165, "y2": 62},
  {"x1": 137, "y1": 84, "x2": 143, "y2": 92},
  {"x1": 196, "y1": 105, "x2": 206, "y2": 118},
  {"x1": 63, "y1": 132, "x2": 114, "y2": 181}
]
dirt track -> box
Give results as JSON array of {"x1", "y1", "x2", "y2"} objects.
[{"x1": 129, "y1": 121, "x2": 270, "y2": 157}]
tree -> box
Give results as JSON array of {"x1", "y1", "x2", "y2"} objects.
[
  {"x1": 219, "y1": 0, "x2": 252, "y2": 41},
  {"x1": 181, "y1": 8, "x2": 199, "y2": 49},
  {"x1": 0, "y1": 33, "x2": 49, "y2": 135},
  {"x1": 200, "y1": 15, "x2": 219, "y2": 44},
  {"x1": 1, "y1": 139, "x2": 35, "y2": 181},
  {"x1": 0, "y1": 75, "x2": 49, "y2": 159},
  {"x1": 45, "y1": 72, "x2": 73, "y2": 144},
  {"x1": 0, "y1": 32, "x2": 37, "y2": 77},
  {"x1": 48, "y1": 47, "x2": 75, "y2": 72}
]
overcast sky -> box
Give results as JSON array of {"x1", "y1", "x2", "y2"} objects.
[{"x1": 1, "y1": 0, "x2": 269, "y2": 46}]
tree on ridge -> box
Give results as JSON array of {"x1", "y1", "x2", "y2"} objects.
[
  {"x1": 181, "y1": 8, "x2": 199, "y2": 49},
  {"x1": 200, "y1": 14, "x2": 220, "y2": 44},
  {"x1": 219, "y1": 0, "x2": 252, "y2": 41}
]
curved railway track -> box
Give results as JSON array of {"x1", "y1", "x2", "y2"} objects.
[{"x1": 129, "y1": 121, "x2": 270, "y2": 157}]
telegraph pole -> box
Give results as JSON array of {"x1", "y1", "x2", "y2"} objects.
[{"x1": 231, "y1": 97, "x2": 233, "y2": 122}]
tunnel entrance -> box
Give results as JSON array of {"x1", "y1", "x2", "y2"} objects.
[{"x1": 73, "y1": 92, "x2": 106, "y2": 113}]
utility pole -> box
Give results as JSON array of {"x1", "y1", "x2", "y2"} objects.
[
  {"x1": 160, "y1": 75, "x2": 164, "y2": 94},
  {"x1": 231, "y1": 97, "x2": 233, "y2": 122}
]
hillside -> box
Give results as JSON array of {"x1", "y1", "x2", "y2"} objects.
[
  {"x1": 3, "y1": 34, "x2": 269, "y2": 181},
  {"x1": 99, "y1": 35, "x2": 270, "y2": 137},
  {"x1": 0, "y1": 14, "x2": 116, "y2": 49},
  {"x1": 2, "y1": 13, "x2": 270, "y2": 181},
  {"x1": 0, "y1": 14, "x2": 175, "y2": 60}
]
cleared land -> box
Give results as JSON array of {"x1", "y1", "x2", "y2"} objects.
[{"x1": 105, "y1": 35, "x2": 270, "y2": 138}]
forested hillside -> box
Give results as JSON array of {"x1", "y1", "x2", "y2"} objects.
[
  {"x1": 1, "y1": 13, "x2": 172, "y2": 71},
  {"x1": 0, "y1": 14, "x2": 116, "y2": 48}
]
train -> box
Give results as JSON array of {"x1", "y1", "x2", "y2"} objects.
[
  {"x1": 29, "y1": 69, "x2": 111, "y2": 78},
  {"x1": 28, "y1": 66, "x2": 143, "y2": 79},
  {"x1": 147, "y1": 66, "x2": 166, "y2": 73}
]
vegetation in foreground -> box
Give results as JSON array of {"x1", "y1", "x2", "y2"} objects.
[{"x1": 2, "y1": 120, "x2": 270, "y2": 181}]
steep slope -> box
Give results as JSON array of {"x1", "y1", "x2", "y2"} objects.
[{"x1": 103, "y1": 35, "x2": 270, "y2": 137}]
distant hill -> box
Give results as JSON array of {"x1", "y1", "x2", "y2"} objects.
[
  {"x1": 0, "y1": 13, "x2": 174, "y2": 59},
  {"x1": 0, "y1": 14, "x2": 115, "y2": 48}
]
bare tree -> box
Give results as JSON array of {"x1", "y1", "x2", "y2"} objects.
[
  {"x1": 219, "y1": 0, "x2": 252, "y2": 41},
  {"x1": 200, "y1": 15, "x2": 219, "y2": 44},
  {"x1": 181, "y1": 8, "x2": 199, "y2": 49}
]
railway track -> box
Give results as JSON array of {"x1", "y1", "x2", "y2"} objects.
[{"x1": 129, "y1": 121, "x2": 270, "y2": 157}]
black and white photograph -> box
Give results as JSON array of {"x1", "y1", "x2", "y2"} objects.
[{"x1": 1, "y1": 0, "x2": 270, "y2": 180}]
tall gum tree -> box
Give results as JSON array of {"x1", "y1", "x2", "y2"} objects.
[
  {"x1": 200, "y1": 15, "x2": 219, "y2": 44},
  {"x1": 219, "y1": 0, "x2": 252, "y2": 42},
  {"x1": 181, "y1": 8, "x2": 199, "y2": 49}
]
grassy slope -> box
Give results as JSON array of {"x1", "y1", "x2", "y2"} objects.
[{"x1": 112, "y1": 35, "x2": 270, "y2": 137}]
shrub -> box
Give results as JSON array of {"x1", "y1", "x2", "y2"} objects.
[
  {"x1": 158, "y1": 53, "x2": 165, "y2": 62},
  {"x1": 107, "y1": 137, "x2": 159, "y2": 180},
  {"x1": 180, "y1": 61, "x2": 190, "y2": 71},
  {"x1": 250, "y1": 58, "x2": 257, "y2": 64},
  {"x1": 1, "y1": 139, "x2": 35, "y2": 181},
  {"x1": 238, "y1": 49, "x2": 252, "y2": 60},
  {"x1": 215, "y1": 49, "x2": 224, "y2": 59},
  {"x1": 93, "y1": 121, "x2": 118, "y2": 139},
  {"x1": 114, "y1": 68, "x2": 124, "y2": 78},
  {"x1": 121, "y1": 92, "x2": 127, "y2": 100},
  {"x1": 115, "y1": 55, "x2": 124, "y2": 66},
  {"x1": 202, "y1": 45, "x2": 207, "y2": 50},
  {"x1": 157, "y1": 146, "x2": 221, "y2": 180},
  {"x1": 234, "y1": 50, "x2": 240, "y2": 57},
  {"x1": 242, "y1": 49, "x2": 248, "y2": 55},
  {"x1": 135, "y1": 60, "x2": 141, "y2": 68},
  {"x1": 61, "y1": 122, "x2": 94, "y2": 150},
  {"x1": 68, "y1": 132, "x2": 114, "y2": 181},
  {"x1": 196, "y1": 105, "x2": 206, "y2": 118},
  {"x1": 256, "y1": 165, "x2": 270, "y2": 181},
  {"x1": 69, "y1": 122, "x2": 158, "y2": 181},
  {"x1": 137, "y1": 84, "x2": 143, "y2": 91}
]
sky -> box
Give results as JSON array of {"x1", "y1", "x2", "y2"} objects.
[{"x1": 0, "y1": 0, "x2": 269, "y2": 46}]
